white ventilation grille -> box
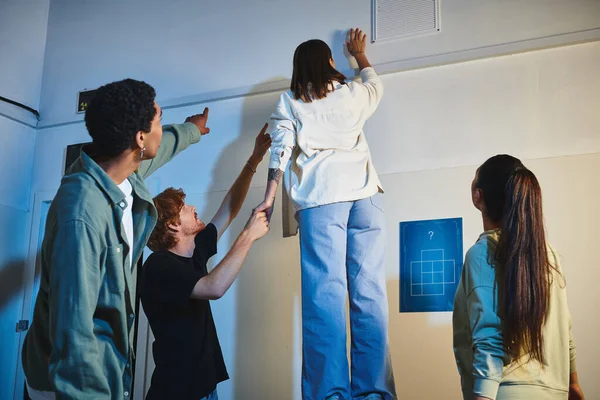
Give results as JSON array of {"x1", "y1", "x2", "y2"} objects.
[{"x1": 371, "y1": 0, "x2": 440, "y2": 42}]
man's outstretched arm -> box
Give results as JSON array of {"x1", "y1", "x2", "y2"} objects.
[
  {"x1": 139, "y1": 108, "x2": 211, "y2": 178},
  {"x1": 192, "y1": 211, "x2": 269, "y2": 299},
  {"x1": 210, "y1": 123, "x2": 271, "y2": 240}
]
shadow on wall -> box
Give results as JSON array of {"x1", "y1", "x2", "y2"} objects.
[
  {"x1": 0, "y1": 259, "x2": 29, "y2": 400},
  {"x1": 0, "y1": 260, "x2": 27, "y2": 310}
]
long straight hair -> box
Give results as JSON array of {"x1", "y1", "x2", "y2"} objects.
[
  {"x1": 291, "y1": 39, "x2": 346, "y2": 103},
  {"x1": 476, "y1": 154, "x2": 552, "y2": 364}
]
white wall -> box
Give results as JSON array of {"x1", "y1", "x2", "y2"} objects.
[
  {"x1": 36, "y1": 0, "x2": 600, "y2": 128},
  {"x1": 0, "y1": 0, "x2": 49, "y2": 111},
  {"x1": 33, "y1": 41, "x2": 600, "y2": 193},
  {"x1": 0, "y1": 1, "x2": 49, "y2": 398},
  {"x1": 0, "y1": 0, "x2": 49, "y2": 206},
  {"x1": 0, "y1": 118, "x2": 36, "y2": 211},
  {"x1": 30, "y1": 40, "x2": 600, "y2": 399}
]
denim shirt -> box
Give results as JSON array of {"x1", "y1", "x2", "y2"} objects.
[{"x1": 23, "y1": 122, "x2": 201, "y2": 399}]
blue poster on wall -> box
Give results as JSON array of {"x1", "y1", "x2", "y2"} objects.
[{"x1": 400, "y1": 218, "x2": 463, "y2": 313}]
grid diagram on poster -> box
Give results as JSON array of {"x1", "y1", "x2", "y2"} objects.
[{"x1": 400, "y1": 218, "x2": 463, "y2": 312}]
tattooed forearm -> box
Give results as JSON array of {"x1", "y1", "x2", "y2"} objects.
[{"x1": 267, "y1": 168, "x2": 283, "y2": 184}]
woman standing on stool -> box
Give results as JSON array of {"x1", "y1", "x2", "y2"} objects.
[{"x1": 255, "y1": 28, "x2": 396, "y2": 400}]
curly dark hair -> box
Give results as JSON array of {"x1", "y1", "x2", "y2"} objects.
[
  {"x1": 147, "y1": 187, "x2": 186, "y2": 252},
  {"x1": 85, "y1": 78, "x2": 157, "y2": 158}
]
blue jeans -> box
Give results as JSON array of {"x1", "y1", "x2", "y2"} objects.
[
  {"x1": 298, "y1": 194, "x2": 396, "y2": 400},
  {"x1": 200, "y1": 388, "x2": 218, "y2": 400}
]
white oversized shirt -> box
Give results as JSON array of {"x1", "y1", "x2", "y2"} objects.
[{"x1": 269, "y1": 67, "x2": 384, "y2": 237}]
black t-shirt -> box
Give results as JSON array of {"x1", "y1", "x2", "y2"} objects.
[{"x1": 140, "y1": 223, "x2": 228, "y2": 399}]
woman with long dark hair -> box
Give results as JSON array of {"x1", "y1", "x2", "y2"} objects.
[
  {"x1": 254, "y1": 29, "x2": 396, "y2": 399},
  {"x1": 453, "y1": 154, "x2": 584, "y2": 400}
]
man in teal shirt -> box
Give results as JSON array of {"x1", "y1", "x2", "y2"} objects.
[{"x1": 22, "y1": 79, "x2": 210, "y2": 399}]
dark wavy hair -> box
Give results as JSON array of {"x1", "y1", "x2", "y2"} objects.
[
  {"x1": 85, "y1": 78, "x2": 157, "y2": 158},
  {"x1": 291, "y1": 39, "x2": 346, "y2": 103},
  {"x1": 147, "y1": 187, "x2": 186, "y2": 252},
  {"x1": 476, "y1": 154, "x2": 554, "y2": 364}
]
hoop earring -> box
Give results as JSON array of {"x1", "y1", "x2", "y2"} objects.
[{"x1": 140, "y1": 146, "x2": 146, "y2": 160}]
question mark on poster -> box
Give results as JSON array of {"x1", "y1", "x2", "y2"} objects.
[{"x1": 428, "y1": 231, "x2": 434, "y2": 240}]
